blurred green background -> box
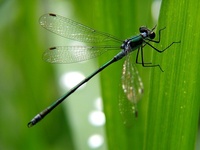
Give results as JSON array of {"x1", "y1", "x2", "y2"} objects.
[{"x1": 0, "y1": 0, "x2": 199, "y2": 150}]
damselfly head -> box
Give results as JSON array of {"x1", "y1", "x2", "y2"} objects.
[
  {"x1": 149, "y1": 31, "x2": 155, "y2": 39},
  {"x1": 139, "y1": 26, "x2": 155, "y2": 39}
]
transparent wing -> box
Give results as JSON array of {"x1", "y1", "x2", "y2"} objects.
[
  {"x1": 39, "y1": 13, "x2": 122, "y2": 43},
  {"x1": 43, "y1": 46, "x2": 120, "y2": 64},
  {"x1": 119, "y1": 54, "x2": 144, "y2": 126}
]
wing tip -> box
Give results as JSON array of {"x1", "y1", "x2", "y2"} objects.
[{"x1": 48, "y1": 13, "x2": 57, "y2": 17}]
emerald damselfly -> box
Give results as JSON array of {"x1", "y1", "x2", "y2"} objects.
[{"x1": 27, "y1": 13, "x2": 180, "y2": 127}]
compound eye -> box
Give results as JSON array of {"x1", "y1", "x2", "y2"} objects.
[
  {"x1": 149, "y1": 32, "x2": 155, "y2": 39},
  {"x1": 139, "y1": 26, "x2": 147, "y2": 33}
]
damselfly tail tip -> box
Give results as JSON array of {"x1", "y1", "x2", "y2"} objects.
[
  {"x1": 27, "y1": 121, "x2": 34, "y2": 128},
  {"x1": 27, "y1": 114, "x2": 42, "y2": 128}
]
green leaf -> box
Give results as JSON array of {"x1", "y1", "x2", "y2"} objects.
[
  {"x1": 145, "y1": 0, "x2": 200, "y2": 149},
  {"x1": 95, "y1": 0, "x2": 153, "y2": 149},
  {"x1": 97, "y1": 0, "x2": 200, "y2": 150},
  {"x1": 0, "y1": 1, "x2": 74, "y2": 150}
]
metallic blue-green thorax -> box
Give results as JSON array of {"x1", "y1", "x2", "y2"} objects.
[{"x1": 115, "y1": 35, "x2": 143, "y2": 60}]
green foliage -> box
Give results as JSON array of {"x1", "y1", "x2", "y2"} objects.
[
  {"x1": 97, "y1": 0, "x2": 200, "y2": 150},
  {"x1": 94, "y1": 0, "x2": 153, "y2": 149},
  {"x1": 0, "y1": 0, "x2": 199, "y2": 149},
  {"x1": 0, "y1": 1, "x2": 74, "y2": 150},
  {"x1": 146, "y1": 0, "x2": 200, "y2": 149}
]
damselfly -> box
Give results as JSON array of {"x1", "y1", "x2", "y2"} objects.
[{"x1": 27, "y1": 13, "x2": 180, "y2": 127}]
